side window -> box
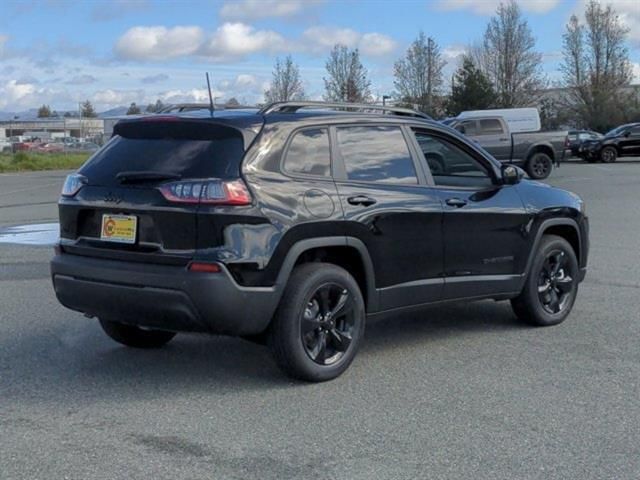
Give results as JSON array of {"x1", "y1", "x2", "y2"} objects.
[
  {"x1": 412, "y1": 129, "x2": 493, "y2": 188},
  {"x1": 336, "y1": 126, "x2": 418, "y2": 184},
  {"x1": 455, "y1": 120, "x2": 477, "y2": 135},
  {"x1": 284, "y1": 128, "x2": 331, "y2": 177},
  {"x1": 478, "y1": 119, "x2": 505, "y2": 135},
  {"x1": 630, "y1": 126, "x2": 640, "y2": 135}
]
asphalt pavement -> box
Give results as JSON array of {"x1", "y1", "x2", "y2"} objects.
[{"x1": 1, "y1": 161, "x2": 639, "y2": 479}]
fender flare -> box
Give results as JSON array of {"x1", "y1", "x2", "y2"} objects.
[
  {"x1": 522, "y1": 218, "x2": 582, "y2": 281},
  {"x1": 525, "y1": 142, "x2": 556, "y2": 162},
  {"x1": 273, "y1": 236, "x2": 378, "y2": 312}
]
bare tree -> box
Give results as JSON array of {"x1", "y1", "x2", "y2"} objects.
[
  {"x1": 560, "y1": 1, "x2": 633, "y2": 130},
  {"x1": 475, "y1": 1, "x2": 545, "y2": 107},
  {"x1": 393, "y1": 32, "x2": 446, "y2": 115},
  {"x1": 324, "y1": 45, "x2": 371, "y2": 103},
  {"x1": 264, "y1": 55, "x2": 305, "y2": 104}
]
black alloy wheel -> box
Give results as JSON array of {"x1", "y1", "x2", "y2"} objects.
[
  {"x1": 301, "y1": 283, "x2": 356, "y2": 365},
  {"x1": 536, "y1": 250, "x2": 574, "y2": 315},
  {"x1": 268, "y1": 263, "x2": 365, "y2": 382},
  {"x1": 511, "y1": 234, "x2": 579, "y2": 327},
  {"x1": 527, "y1": 153, "x2": 553, "y2": 180}
]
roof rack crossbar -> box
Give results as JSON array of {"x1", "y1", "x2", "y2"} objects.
[{"x1": 258, "y1": 101, "x2": 432, "y2": 120}]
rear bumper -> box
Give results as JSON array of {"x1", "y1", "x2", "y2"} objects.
[{"x1": 50, "y1": 253, "x2": 280, "y2": 335}]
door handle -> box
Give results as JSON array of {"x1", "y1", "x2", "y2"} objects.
[
  {"x1": 499, "y1": 137, "x2": 509, "y2": 142},
  {"x1": 445, "y1": 197, "x2": 467, "y2": 208},
  {"x1": 347, "y1": 195, "x2": 377, "y2": 207}
]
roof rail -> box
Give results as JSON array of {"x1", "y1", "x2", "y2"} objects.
[
  {"x1": 157, "y1": 103, "x2": 212, "y2": 114},
  {"x1": 258, "y1": 101, "x2": 432, "y2": 120}
]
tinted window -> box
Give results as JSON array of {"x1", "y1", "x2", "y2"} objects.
[
  {"x1": 631, "y1": 126, "x2": 640, "y2": 135},
  {"x1": 479, "y1": 119, "x2": 504, "y2": 135},
  {"x1": 413, "y1": 130, "x2": 492, "y2": 187},
  {"x1": 284, "y1": 128, "x2": 330, "y2": 177},
  {"x1": 80, "y1": 122, "x2": 245, "y2": 186},
  {"x1": 336, "y1": 126, "x2": 417, "y2": 184}
]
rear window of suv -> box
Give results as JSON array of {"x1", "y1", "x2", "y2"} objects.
[{"x1": 80, "y1": 121, "x2": 245, "y2": 185}]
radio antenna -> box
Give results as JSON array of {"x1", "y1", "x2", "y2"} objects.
[{"x1": 206, "y1": 72, "x2": 214, "y2": 117}]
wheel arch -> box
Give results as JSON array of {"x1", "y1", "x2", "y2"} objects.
[
  {"x1": 526, "y1": 143, "x2": 555, "y2": 162},
  {"x1": 524, "y1": 218, "x2": 582, "y2": 278},
  {"x1": 274, "y1": 236, "x2": 378, "y2": 312}
]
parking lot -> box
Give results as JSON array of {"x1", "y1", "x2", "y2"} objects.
[{"x1": 1, "y1": 160, "x2": 639, "y2": 479}]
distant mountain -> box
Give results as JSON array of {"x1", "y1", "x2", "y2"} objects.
[
  {"x1": 0, "y1": 106, "x2": 133, "y2": 121},
  {"x1": 0, "y1": 109, "x2": 39, "y2": 121}
]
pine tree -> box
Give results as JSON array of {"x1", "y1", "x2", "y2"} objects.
[
  {"x1": 446, "y1": 57, "x2": 496, "y2": 116},
  {"x1": 80, "y1": 100, "x2": 97, "y2": 118}
]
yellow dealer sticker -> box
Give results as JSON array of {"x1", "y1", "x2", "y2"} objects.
[{"x1": 100, "y1": 214, "x2": 137, "y2": 244}]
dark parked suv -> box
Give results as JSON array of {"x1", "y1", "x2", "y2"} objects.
[
  {"x1": 581, "y1": 122, "x2": 640, "y2": 162},
  {"x1": 51, "y1": 102, "x2": 589, "y2": 381}
]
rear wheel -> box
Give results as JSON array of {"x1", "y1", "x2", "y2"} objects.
[
  {"x1": 98, "y1": 318, "x2": 176, "y2": 348},
  {"x1": 267, "y1": 263, "x2": 365, "y2": 382},
  {"x1": 526, "y1": 152, "x2": 553, "y2": 180},
  {"x1": 600, "y1": 146, "x2": 617, "y2": 163},
  {"x1": 511, "y1": 235, "x2": 579, "y2": 326}
]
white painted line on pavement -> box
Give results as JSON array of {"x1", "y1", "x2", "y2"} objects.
[{"x1": 0, "y1": 223, "x2": 59, "y2": 246}]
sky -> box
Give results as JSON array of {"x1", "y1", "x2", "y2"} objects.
[{"x1": 0, "y1": 0, "x2": 639, "y2": 113}]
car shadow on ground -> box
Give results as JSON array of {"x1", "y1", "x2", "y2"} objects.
[
  {"x1": 362, "y1": 299, "x2": 525, "y2": 354},
  {"x1": 2, "y1": 300, "x2": 526, "y2": 402}
]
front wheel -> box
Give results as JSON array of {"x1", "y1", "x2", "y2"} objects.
[
  {"x1": 600, "y1": 146, "x2": 617, "y2": 163},
  {"x1": 511, "y1": 235, "x2": 579, "y2": 326},
  {"x1": 526, "y1": 153, "x2": 553, "y2": 180},
  {"x1": 267, "y1": 263, "x2": 365, "y2": 382},
  {"x1": 98, "y1": 318, "x2": 176, "y2": 348}
]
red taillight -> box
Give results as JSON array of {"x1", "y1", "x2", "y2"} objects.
[
  {"x1": 158, "y1": 179, "x2": 252, "y2": 205},
  {"x1": 188, "y1": 262, "x2": 222, "y2": 273}
]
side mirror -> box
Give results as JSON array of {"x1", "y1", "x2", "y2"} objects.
[
  {"x1": 502, "y1": 165, "x2": 525, "y2": 185},
  {"x1": 623, "y1": 130, "x2": 631, "y2": 137},
  {"x1": 456, "y1": 125, "x2": 466, "y2": 135}
]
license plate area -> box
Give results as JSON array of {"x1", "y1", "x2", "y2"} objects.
[{"x1": 100, "y1": 214, "x2": 137, "y2": 244}]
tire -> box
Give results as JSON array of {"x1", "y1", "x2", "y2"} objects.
[
  {"x1": 98, "y1": 318, "x2": 176, "y2": 348},
  {"x1": 511, "y1": 235, "x2": 579, "y2": 327},
  {"x1": 267, "y1": 263, "x2": 365, "y2": 382},
  {"x1": 526, "y1": 152, "x2": 553, "y2": 180},
  {"x1": 600, "y1": 146, "x2": 617, "y2": 163}
]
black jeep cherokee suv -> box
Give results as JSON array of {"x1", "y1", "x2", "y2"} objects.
[{"x1": 51, "y1": 102, "x2": 589, "y2": 382}]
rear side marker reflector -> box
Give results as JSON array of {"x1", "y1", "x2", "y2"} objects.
[
  {"x1": 61, "y1": 173, "x2": 87, "y2": 197},
  {"x1": 159, "y1": 179, "x2": 251, "y2": 205},
  {"x1": 188, "y1": 262, "x2": 222, "y2": 273}
]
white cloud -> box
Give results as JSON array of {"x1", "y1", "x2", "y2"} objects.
[
  {"x1": 0, "y1": 34, "x2": 11, "y2": 60},
  {"x1": 92, "y1": 88, "x2": 146, "y2": 105},
  {"x1": 115, "y1": 26, "x2": 204, "y2": 61},
  {"x1": 65, "y1": 74, "x2": 97, "y2": 85},
  {"x1": 141, "y1": 73, "x2": 169, "y2": 84},
  {"x1": 200, "y1": 23, "x2": 288, "y2": 61},
  {"x1": 442, "y1": 44, "x2": 466, "y2": 61},
  {"x1": 435, "y1": 0, "x2": 561, "y2": 15},
  {"x1": 302, "y1": 27, "x2": 396, "y2": 56},
  {"x1": 0, "y1": 80, "x2": 36, "y2": 109},
  {"x1": 219, "y1": 0, "x2": 324, "y2": 21}
]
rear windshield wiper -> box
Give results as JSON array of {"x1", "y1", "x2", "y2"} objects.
[{"x1": 116, "y1": 171, "x2": 182, "y2": 184}]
